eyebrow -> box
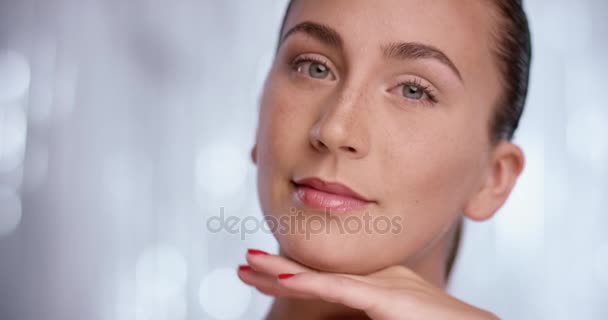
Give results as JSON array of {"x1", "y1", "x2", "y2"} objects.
[
  {"x1": 382, "y1": 42, "x2": 463, "y2": 81},
  {"x1": 281, "y1": 21, "x2": 344, "y2": 50},
  {"x1": 280, "y1": 21, "x2": 463, "y2": 82}
]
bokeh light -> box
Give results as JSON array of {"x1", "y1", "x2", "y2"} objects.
[
  {"x1": 0, "y1": 50, "x2": 31, "y2": 102},
  {"x1": 0, "y1": 103, "x2": 27, "y2": 173},
  {"x1": 135, "y1": 293, "x2": 187, "y2": 320},
  {"x1": 194, "y1": 141, "x2": 249, "y2": 201},
  {"x1": 0, "y1": 187, "x2": 22, "y2": 237},
  {"x1": 199, "y1": 268, "x2": 252, "y2": 320},
  {"x1": 135, "y1": 244, "x2": 188, "y2": 300}
]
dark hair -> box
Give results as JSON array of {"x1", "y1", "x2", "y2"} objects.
[
  {"x1": 488, "y1": 0, "x2": 532, "y2": 143},
  {"x1": 277, "y1": 0, "x2": 532, "y2": 280}
]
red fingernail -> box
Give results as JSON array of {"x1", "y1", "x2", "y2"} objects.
[
  {"x1": 248, "y1": 248, "x2": 269, "y2": 255},
  {"x1": 238, "y1": 265, "x2": 252, "y2": 271},
  {"x1": 277, "y1": 273, "x2": 295, "y2": 280}
]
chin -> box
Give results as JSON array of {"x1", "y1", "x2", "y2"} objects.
[{"x1": 275, "y1": 231, "x2": 398, "y2": 274}]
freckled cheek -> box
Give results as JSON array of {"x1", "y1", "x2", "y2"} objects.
[
  {"x1": 381, "y1": 137, "x2": 478, "y2": 217},
  {"x1": 258, "y1": 100, "x2": 308, "y2": 161},
  {"x1": 259, "y1": 76, "x2": 323, "y2": 156},
  {"x1": 256, "y1": 92, "x2": 313, "y2": 209}
]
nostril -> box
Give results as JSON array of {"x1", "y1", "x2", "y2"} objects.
[
  {"x1": 311, "y1": 139, "x2": 327, "y2": 151},
  {"x1": 343, "y1": 146, "x2": 356, "y2": 153}
]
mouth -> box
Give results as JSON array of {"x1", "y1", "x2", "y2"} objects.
[{"x1": 291, "y1": 177, "x2": 375, "y2": 213}]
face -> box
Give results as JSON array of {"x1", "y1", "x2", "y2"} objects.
[{"x1": 253, "y1": 0, "x2": 506, "y2": 274}]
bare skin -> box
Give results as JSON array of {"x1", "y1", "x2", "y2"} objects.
[{"x1": 244, "y1": 0, "x2": 524, "y2": 318}]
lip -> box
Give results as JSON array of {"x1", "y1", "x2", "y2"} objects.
[{"x1": 291, "y1": 177, "x2": 374, "y2": 212}]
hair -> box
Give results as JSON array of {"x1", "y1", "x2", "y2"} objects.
[{"x1": 276, "y1": 0, "x2": 532, "y2": 280}]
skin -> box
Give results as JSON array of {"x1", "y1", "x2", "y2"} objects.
[{"x1": 243, "y1": 0, "x2": 524, "y2": 318}]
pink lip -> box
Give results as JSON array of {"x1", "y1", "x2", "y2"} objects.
[{"x1": 292, "y1": 177, "x2": 374, "y2": 212}]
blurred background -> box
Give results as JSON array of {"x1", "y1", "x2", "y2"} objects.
[{"x1": 0, "y1": 0, "x2": 607, "y2": 319}]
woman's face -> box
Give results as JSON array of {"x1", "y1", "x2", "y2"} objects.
[{"x1": 253, "y1": 0, "x2": 504, "y2": 274}]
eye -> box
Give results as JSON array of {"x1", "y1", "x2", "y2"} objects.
[
  {"x1": 402, "y1": 84, "x2": 425, "y2": 100},
  {"x1": 291, "y1": 56, "x2": 336, "y2": 80},
  {"x1": 393, "y1": 79, "x2": 437, "y2": 106}
]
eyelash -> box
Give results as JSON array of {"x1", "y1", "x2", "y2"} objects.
[{"x1": 288, "y1": 56, "x2": 438, "y2": 106}]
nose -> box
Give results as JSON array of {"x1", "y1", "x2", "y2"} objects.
[{"x1": 308, "y1": 90, "x2": 370, "y2": 159}]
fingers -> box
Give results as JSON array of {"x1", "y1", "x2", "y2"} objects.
[
  {"x1": 275, "y1": 272, "x2": 386, "y2": 313},
  {"x1": 237, "y1": 264, "x2": 311, "y2": 299},
  {"x1": 237, "y1": 248, "x2": 314, "y2": 298},
  {"x1": 237, "y1": 265, "x2": 276, "y2": 296},
  {"x1": 237, "y1": 253, "x2": 488, "y2": 319},
  {"x1": 237, "y1": 248, "x2": 396, "y2": 312}
]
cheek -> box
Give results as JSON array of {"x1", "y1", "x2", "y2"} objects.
[
  {"x1": 255, "y1": 76, "x2": 313, "y2": 213},
  {"x1": 257, "y1": 84, "x2": 310, "y2": 169},
  {"x1": 393, "y1": 138, "x2": 481, "y2": 204},
  {"x1": 256, "y1": 67, "x2": 330, "y2": 175},
  {"x1": 378, "y1": 116, "x2": 486, "y2": 248},
  {"x1": 384, "y1": 100, "x2": 487, "y2": 205}
]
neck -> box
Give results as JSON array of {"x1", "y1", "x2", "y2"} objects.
[{"x1": 265, "y1": 221, "x2": 459, "y2": 320}]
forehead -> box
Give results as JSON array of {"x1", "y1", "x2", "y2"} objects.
[{"x1": 283, "y1": 0, "x2": 499, "y2": 87}]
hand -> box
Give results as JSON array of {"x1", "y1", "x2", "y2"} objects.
[{"x1": 237, "y1": 249, "x2": 499, "y2": 320}]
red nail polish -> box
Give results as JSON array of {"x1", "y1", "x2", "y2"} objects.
[
  {"x1": 248, "y1": 248, "x2": 269, "y2": 255},
  {"x1": 278, "y1": 273, "x2": 295, "y2": 280},
  {"x1": 238, "y1": 265, "x2": 252, "y2": 271}
]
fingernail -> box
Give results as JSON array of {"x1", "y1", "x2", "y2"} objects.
[
  {"x1": 238, "y1": 265, "x2": 252, "y2": 271},
  {"x1": 248, "y1": 248, "x2": 269, "y2": 256},
  {"x1": 277, "y1": 273, "x2": 295, "y2": 280}
]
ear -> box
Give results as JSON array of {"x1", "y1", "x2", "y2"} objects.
[
  {"x1": 463, "y1": 141, "x2": 525, "y2": 221},
  {"x1": 250, "y1": 144, "x2": 258, "y2": 165}
]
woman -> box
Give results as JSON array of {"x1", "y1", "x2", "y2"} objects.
[{"x1": 239, "y1": 0, "x2": 531, "y2": 318}]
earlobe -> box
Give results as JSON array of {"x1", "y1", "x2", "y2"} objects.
[
  {"x1": 463, "y1": 141, "x2": 525, "y2": 221},
  {"x1": 250, "y1": 144, "x2": 258, "y2": 165}
]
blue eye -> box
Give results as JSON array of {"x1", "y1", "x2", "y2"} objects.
[
  {"x1": 402, "y1": 84, "x2": 425, "y2": 100},
  {"x1": 395, "y1": 79, "x2": 437, "y2": 106},
  {"x1": 305, "y1": 62, "x2": 330, "y2": 79},
  {"x1": 291, "y1": 57, "x2": 335, "y2": 80}
]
